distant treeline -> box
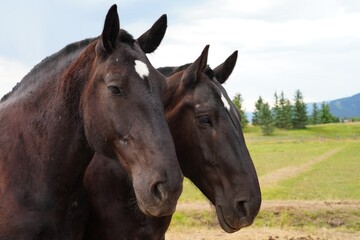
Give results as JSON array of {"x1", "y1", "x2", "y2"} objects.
[{"x1": 232, "y1": 90, "x2": 339, "y2": 135}]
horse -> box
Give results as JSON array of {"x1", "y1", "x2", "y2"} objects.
[
  {"x1": 0, "y1": 5, "x2": 183, "y2": 239},
  {"x1": 83, "y1": 45, "x2": 262, "y2": 240}
]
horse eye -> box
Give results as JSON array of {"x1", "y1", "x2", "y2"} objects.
[
  {"x1": 197, "y1": 115, "x2": 212, "y2": 126},
  {"x1": 108, "y1": 86, "x2": 121, "y2": 95}
]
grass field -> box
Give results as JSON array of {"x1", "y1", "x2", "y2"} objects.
[{"x1": 166, "y1": 122, "x2": 360, "y2": 239}]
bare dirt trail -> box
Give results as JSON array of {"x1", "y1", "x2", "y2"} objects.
[{"x1": 259, "y1": 147, "x2": 343, "y2": 189}]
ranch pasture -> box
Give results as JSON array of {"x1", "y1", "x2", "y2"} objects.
[{"x1": 166, "y1": 122, "x2": 360, "y2": 239}]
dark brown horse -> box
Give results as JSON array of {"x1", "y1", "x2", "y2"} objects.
[
  {"x1": 0, "y1": 5, "x2": 182, "y2": 239},
  {"x1": 83, "y1": 46, "x2": 261, "y2": 240}
]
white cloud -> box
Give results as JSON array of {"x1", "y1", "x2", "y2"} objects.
[{"x1": 147, "y1": 0, "x2": 360, "y2": 111}]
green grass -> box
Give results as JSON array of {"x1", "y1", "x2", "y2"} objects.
[
  {"x1": 170, "y1": 210, "x2": 216, "y2": 230},
  {"x1": 248, "y1": 141, "x2": 339, "y2": 176},
  {"x1": 253, "y1": 208, "x2": 360, "y2": 232},
  {"x1": 177, "y1": 122, "x2": 360, "y2": 202},
  {"x1": 263, "y1": 141, "x2": 360, "y2": 200},
  {"x1": 170, "y1": 206, "x2": 360, "y2": 232},
  {"x1": 243, "y1": 122, "x2": 360, "y2": 139}
]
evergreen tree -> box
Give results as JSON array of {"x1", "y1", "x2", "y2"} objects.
[
  {"x1": 319, "y1": 102, "x2": 339, "y2": 123},
  {"x1": 292, "y1": 89, "x2": 308, "y2": 129},
  {"x1": 310, "y1": 103, "x2": 320, "y2": 124},
  {"x1": 274, "y1": 91, "x2": 292, "y2": 129},
  {"x1": 283, "y1": 98, "x2": 293, "y2": 129},
  {"x1": 232, "y1": 93, "x2": 248, "y2": 128},
  {"x1": 252, "y1": 96, "x2": 264, "y2": 126},
  {"x1": 258, "y1": 102, "x2": 274, "y2": 135},
  {"x1": 272, "y1": 92, "x2": 281, "y2": 127}
]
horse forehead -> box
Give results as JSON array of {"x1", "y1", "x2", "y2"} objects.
[{"x1": 193, "y1": 82, "x2": 219, "y2": 106}]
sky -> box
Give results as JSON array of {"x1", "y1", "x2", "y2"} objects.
[{"x1": 1, "y1": 0, "x2": 360, "y2": 111}]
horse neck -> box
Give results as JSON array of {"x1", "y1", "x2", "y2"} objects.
[{"x1": 34, "y1": 42, "x2": 97, "y2": 190}]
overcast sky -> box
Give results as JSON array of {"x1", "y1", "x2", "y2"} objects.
[{"x1": 1, "y1": 0, "x2": 359, "y2": 111}]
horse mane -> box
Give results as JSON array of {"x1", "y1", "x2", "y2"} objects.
[
  {"x1": 1, "y1": 37, "x2": 96, "y2": 102},
  {"x1": 158, "y1": 63, "x2": 215, "y2": 81},
  {"x1": 157, "y1": 63, "x2": 191, "y2": 77}
]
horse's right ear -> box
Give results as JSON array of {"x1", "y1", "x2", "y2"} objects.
[
  {"x1": 181, "y1": 45, "x2": 209, "y2": 89},
  {"x1": 98, "y1": 4, "x2": 119, "y2": 54},
  {"x1": 213, "y1": 50, "x2": 238, "y2": 84},
  {"x1": 137, "y1": 14, "x2": 167, "y2": 53}
]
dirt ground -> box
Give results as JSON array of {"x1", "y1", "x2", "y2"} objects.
[{"x1": 166, "y1": 227, "x2": 359, "y2": 240}]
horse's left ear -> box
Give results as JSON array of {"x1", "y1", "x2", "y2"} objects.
[
  {"x1": 213, "y1": 50, "x2": 238, "y2": 84},
  {"x1": 99, "y1": 4, "x2": 120, "y2": 53},
  {"x1": 181, "y1": 45, "x2": 209, "y2": 89},
  {"x1": 137, "y1": 14, "x2": 167, "y2": 53}
]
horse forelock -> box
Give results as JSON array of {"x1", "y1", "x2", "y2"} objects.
[
  {"x1": 204, "y1": 66, "x2": 215, "y2": 80},
  {"x1": 118, "y1": 29, "x2": 135, "y2": 46}
]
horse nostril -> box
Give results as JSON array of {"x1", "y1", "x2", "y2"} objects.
[
  {"x1": 236, "y1": 200, "x2": 248, "y2": 218},
  {"x1": 151, "y1": 182, "x2": 167, "y2": 202}
]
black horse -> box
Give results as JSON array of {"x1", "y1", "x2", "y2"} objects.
[{"x1": 0, "y1": 5, "x2": 182, "y2": 239}]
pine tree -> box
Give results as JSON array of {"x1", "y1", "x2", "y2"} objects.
[
  {"x1": 310, "y1": 103, "x2": 320, "y2": 124},
  {"x1": 319, "y1": 102, "x2": 339, "y2": 123},
  {"x1": 292, "y1": 89, "x2": 308, "y2": 129},
  {"x1": 283, "y1": 98, "x2": 293, "y2": 129},
  {"x1": 274, "y1": 91, "x2": 292, "y2": 129},
  {"x1": 272, "y1": 92, "x2": 281, "y2": 127},
  {"x1": 258, "y1": 102, "x2": 274, "y2": 135},
  {"x1": 232, "y1": 93, "x2": 248, "y2": 128},
  {"x1": 252, "y1": 96, "x2": 264, "y2": 126}
]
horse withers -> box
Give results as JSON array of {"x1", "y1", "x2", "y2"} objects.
[
  {"x1": 83, "y1": 46, "x2": 261, "y2": 239},
  {"x1": 0, "y1": 5, "x2": 182, "y2": 239}
]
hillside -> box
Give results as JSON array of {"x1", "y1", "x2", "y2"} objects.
[{"x1": 328, "y1": 93, "x2": 360, "y2": 118}]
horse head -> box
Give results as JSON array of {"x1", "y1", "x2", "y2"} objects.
[
  {"x1": 165, "y1": 46, "x2": 261, "y2": 232},
  {"x1": 81, "y1": 5, "x2": 183, "y2": 217}
]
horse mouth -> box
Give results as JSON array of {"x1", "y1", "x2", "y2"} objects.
[
  {"x1": 215, "y1": 205, "x2": 241, "y2": 233},
  {"x1": 136, "y1": 199, "x2": 153, "y2": 216}
]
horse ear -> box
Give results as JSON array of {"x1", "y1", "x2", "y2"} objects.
[
  {"x1": 137, "y1": 14, "x2": 167, "y2": 53},
  {"x1": 101, "y1": 4, "x2": 120, "y2": 53},
  {"x1": 213, "y1": 50, "x2": 238, "y2": 84},
  {"x1": 181, "y1": 45, "x2": 209, "y2": 89}
]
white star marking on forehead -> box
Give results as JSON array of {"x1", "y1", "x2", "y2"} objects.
[
  {"x1": 134, "y1": 60, "x2": 149, "y2": 80},
  {"x1": 221, "y1": 93, "x2": 231, "y2": 111}
]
